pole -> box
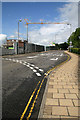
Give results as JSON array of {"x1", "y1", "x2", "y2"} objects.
[
  {"x1": 27, "y1": 24, "x2": 28, "y2": 42},
  {"x1": 17, "y1": 21, "x2": 19, "y2": 54},
  {"x1": 70, "y1": 24, "x2": 72, "y2": 52},
  {"x1": 18, "y1": 21, "x2": 19, "y2": 41},
  {"x1": 27, "y1": 24, "x2": 28, "y2": 52}
]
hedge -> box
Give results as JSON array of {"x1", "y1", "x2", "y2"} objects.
[{"x1": 69, "y1": 48, "x2": 80, "y2": 54}]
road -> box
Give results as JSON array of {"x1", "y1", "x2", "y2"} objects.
[{"x1": 2, "y1": 50, "x2": 69, "y2": 120}]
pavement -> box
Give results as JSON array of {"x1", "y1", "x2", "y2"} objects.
[{"x1": 38, "y1": 51, "x2": 80, "y2": 119}]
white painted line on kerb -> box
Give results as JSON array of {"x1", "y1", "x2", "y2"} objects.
[
  {"x1": 33, "y1": 69, "x2": 37, "y2": 72},
  {"x1": 50, "y1": 58, "x2": 58, "y2": 61},
  {"x1": 39, "y1": 69, "x2": 43, "y2": 72},
  {"x1": 36, "y1": 73, "x2": 41, "y2": 77}
]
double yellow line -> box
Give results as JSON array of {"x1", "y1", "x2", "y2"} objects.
[{"x1": 20, "y1": 52, "x2": 70, "y2": 120}]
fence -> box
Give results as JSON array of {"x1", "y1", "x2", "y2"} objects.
[{"x1": 1, "y1": 42, "x2": 45, "y2": 55}]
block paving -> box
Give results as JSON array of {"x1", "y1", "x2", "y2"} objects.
[{"x1": 41, "y1": 51, "x2": 80, "y2": 119}]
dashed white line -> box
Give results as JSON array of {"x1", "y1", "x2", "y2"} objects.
[
  {"x1": 24, "y1": 62, "x2": 27, "y2": 64},
  {"x1": 27, "y1": 63, "x2": 30, "y2": 65},
  {"x1": 31, "y1": 64, "x2": 35, "y2": 67},
  {"x1": 20, "y1": 61, "x2": 23, "y2": 64},
  {"x1": 5, "y1": 58, "x2": 8, "y2": 60},
  {"x1": 29, "y1": 67, "x2": 34, "y2": 70},
  {"x1": 26, "y1": 65, "x2": 30, "y2": 67},
  {"x1": 13, "y1": 59, "x2": 16, "y2": 62},
  {"x1": 36, "y1": 73, "x2": 41, "y2": 77},
  {"x1": 23, "y1": 63, "x2": 26, "y2": 65},
  {"x1": 33, "y1": 69, "x2": 37, "y2": 72},
  {"x1": 35, "y1": 66, "x2": 39, "y2": 69},
  {"x1": 8, "y1": 58, "x2": 11, "y2": 60},
  {"x1": 27, "y1": 56, "x2": 38, "y2": 59},
  {"x1": 39, "y1": 69, "x2": 43, "y2": 72},
  {"x1": 16, "y1": 60, "x2": 19, "y2": 62}
]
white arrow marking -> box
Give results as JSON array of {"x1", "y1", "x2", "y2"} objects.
[{"x1": 50, "y1": 58, "x2": 58, "y2": 61}]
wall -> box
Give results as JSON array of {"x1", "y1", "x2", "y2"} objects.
[
  {"x1": 1, "y1": 48, "x2": 15, "y2": 56},
  {"x1": 1, "y1": 42, "x2": 45, "y2": 56}
]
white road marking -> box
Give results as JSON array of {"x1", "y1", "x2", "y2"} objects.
[
  {"x1": 60, "y1": 54, "x2": 63, "y2": 56},
  {"x1": 23, "y1": 63, "x2": 26, "y2": 65},
  {"x1": 29, "y1": 67, "x2": 34, "y2": 70},
  {"x1": 33, "y1": 69, "x2": 37, "y2": 72},
  {"x1": 16, "y1": 60, "x2": 19, "y2": 62},
  {"x1": 13, "y1": 59, "x2": 16, "y2": 62},
  {"x1": 24, "y1": 62, "x2": 27, "y2": 64},
  {"x1": 36, "y1": 73, "x2": 41, "y2": 77},
  {"x1": 5, "y1": 58, "x2": 8, "y2": 60},
  {"x1": 50, "y1": 58, "x2": 58, "y2": 61},
  {"x1": 35, "y1": 66, "x2": 39, "y2": 69},
  {"x1": 39, "y1": 69, "x2": 43, "y2": 72},
  {"x1": 27, "y1": 56, "x2": 38, "y2": 59},
  {"x1": 31, "y1": 64, "x2": 35, "y2": 67},
  {"x1": 53, "y1": 54, "x2": 56, "y2": 56},
  {"x1": 8, "y1": 58, "x2": 11, "y2": 61},
  {"x1": 20, "y1": 61, "x2": 22, "y2": 64},
  {"x1": 56, "y1": 55, "x2": 60, "y2": 56},
  {"x1": 27, "y1": 63, "x2": 30, "y2": 65},
  {"x1": 26, "y1": 65, "x2": 30, "y2": 67},
  {"x1": 40, "y1": 54, "x2": 44, "y2": 56}
]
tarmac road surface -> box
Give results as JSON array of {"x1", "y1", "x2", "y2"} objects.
[{"x1": 2, "y1": 50, "x2": 68, "y2": 120}]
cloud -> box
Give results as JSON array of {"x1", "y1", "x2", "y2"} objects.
[
  {"x1": 27, "y1": 2, "x2": 78, "y2": 46},
  {"x1": 0, "y1": 34, "x2": 7, "y2": 46}
]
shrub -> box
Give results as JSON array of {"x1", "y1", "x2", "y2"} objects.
[{"x1": 69, "y1": 48, "x2": 80, "y2": 54}]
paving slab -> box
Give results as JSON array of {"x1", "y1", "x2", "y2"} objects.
[{"x1": 38, "y1": 51, "x2": 80, "y2": 119}]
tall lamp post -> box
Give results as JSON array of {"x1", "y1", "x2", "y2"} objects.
[
  {"x1": 18, "y1": 19, "x2": 22, "y2": 54},
  {"x1": 67, "y1": 23, "x2": 72, "y2": 52},
  {"x1": 18, "y1": 19, "x2": 22, "y2": 41}
]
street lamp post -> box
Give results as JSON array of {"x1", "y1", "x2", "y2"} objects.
[
  {"x1": 18, "y1": 19, "x2": 22, "y2": 54},
  {"x1": 18, "y1": 19, "x2": 22, "y2": 41},
  {"x1": 67, "y1": 23, "x2": 72, "y2": 52},
  {"x1": 26, "y1": 24, "x2": 28, "y2": 53}
]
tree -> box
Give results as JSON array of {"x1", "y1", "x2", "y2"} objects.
[{"x1": 68, "y1": 28, "x2": 80, "y2": 48}]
